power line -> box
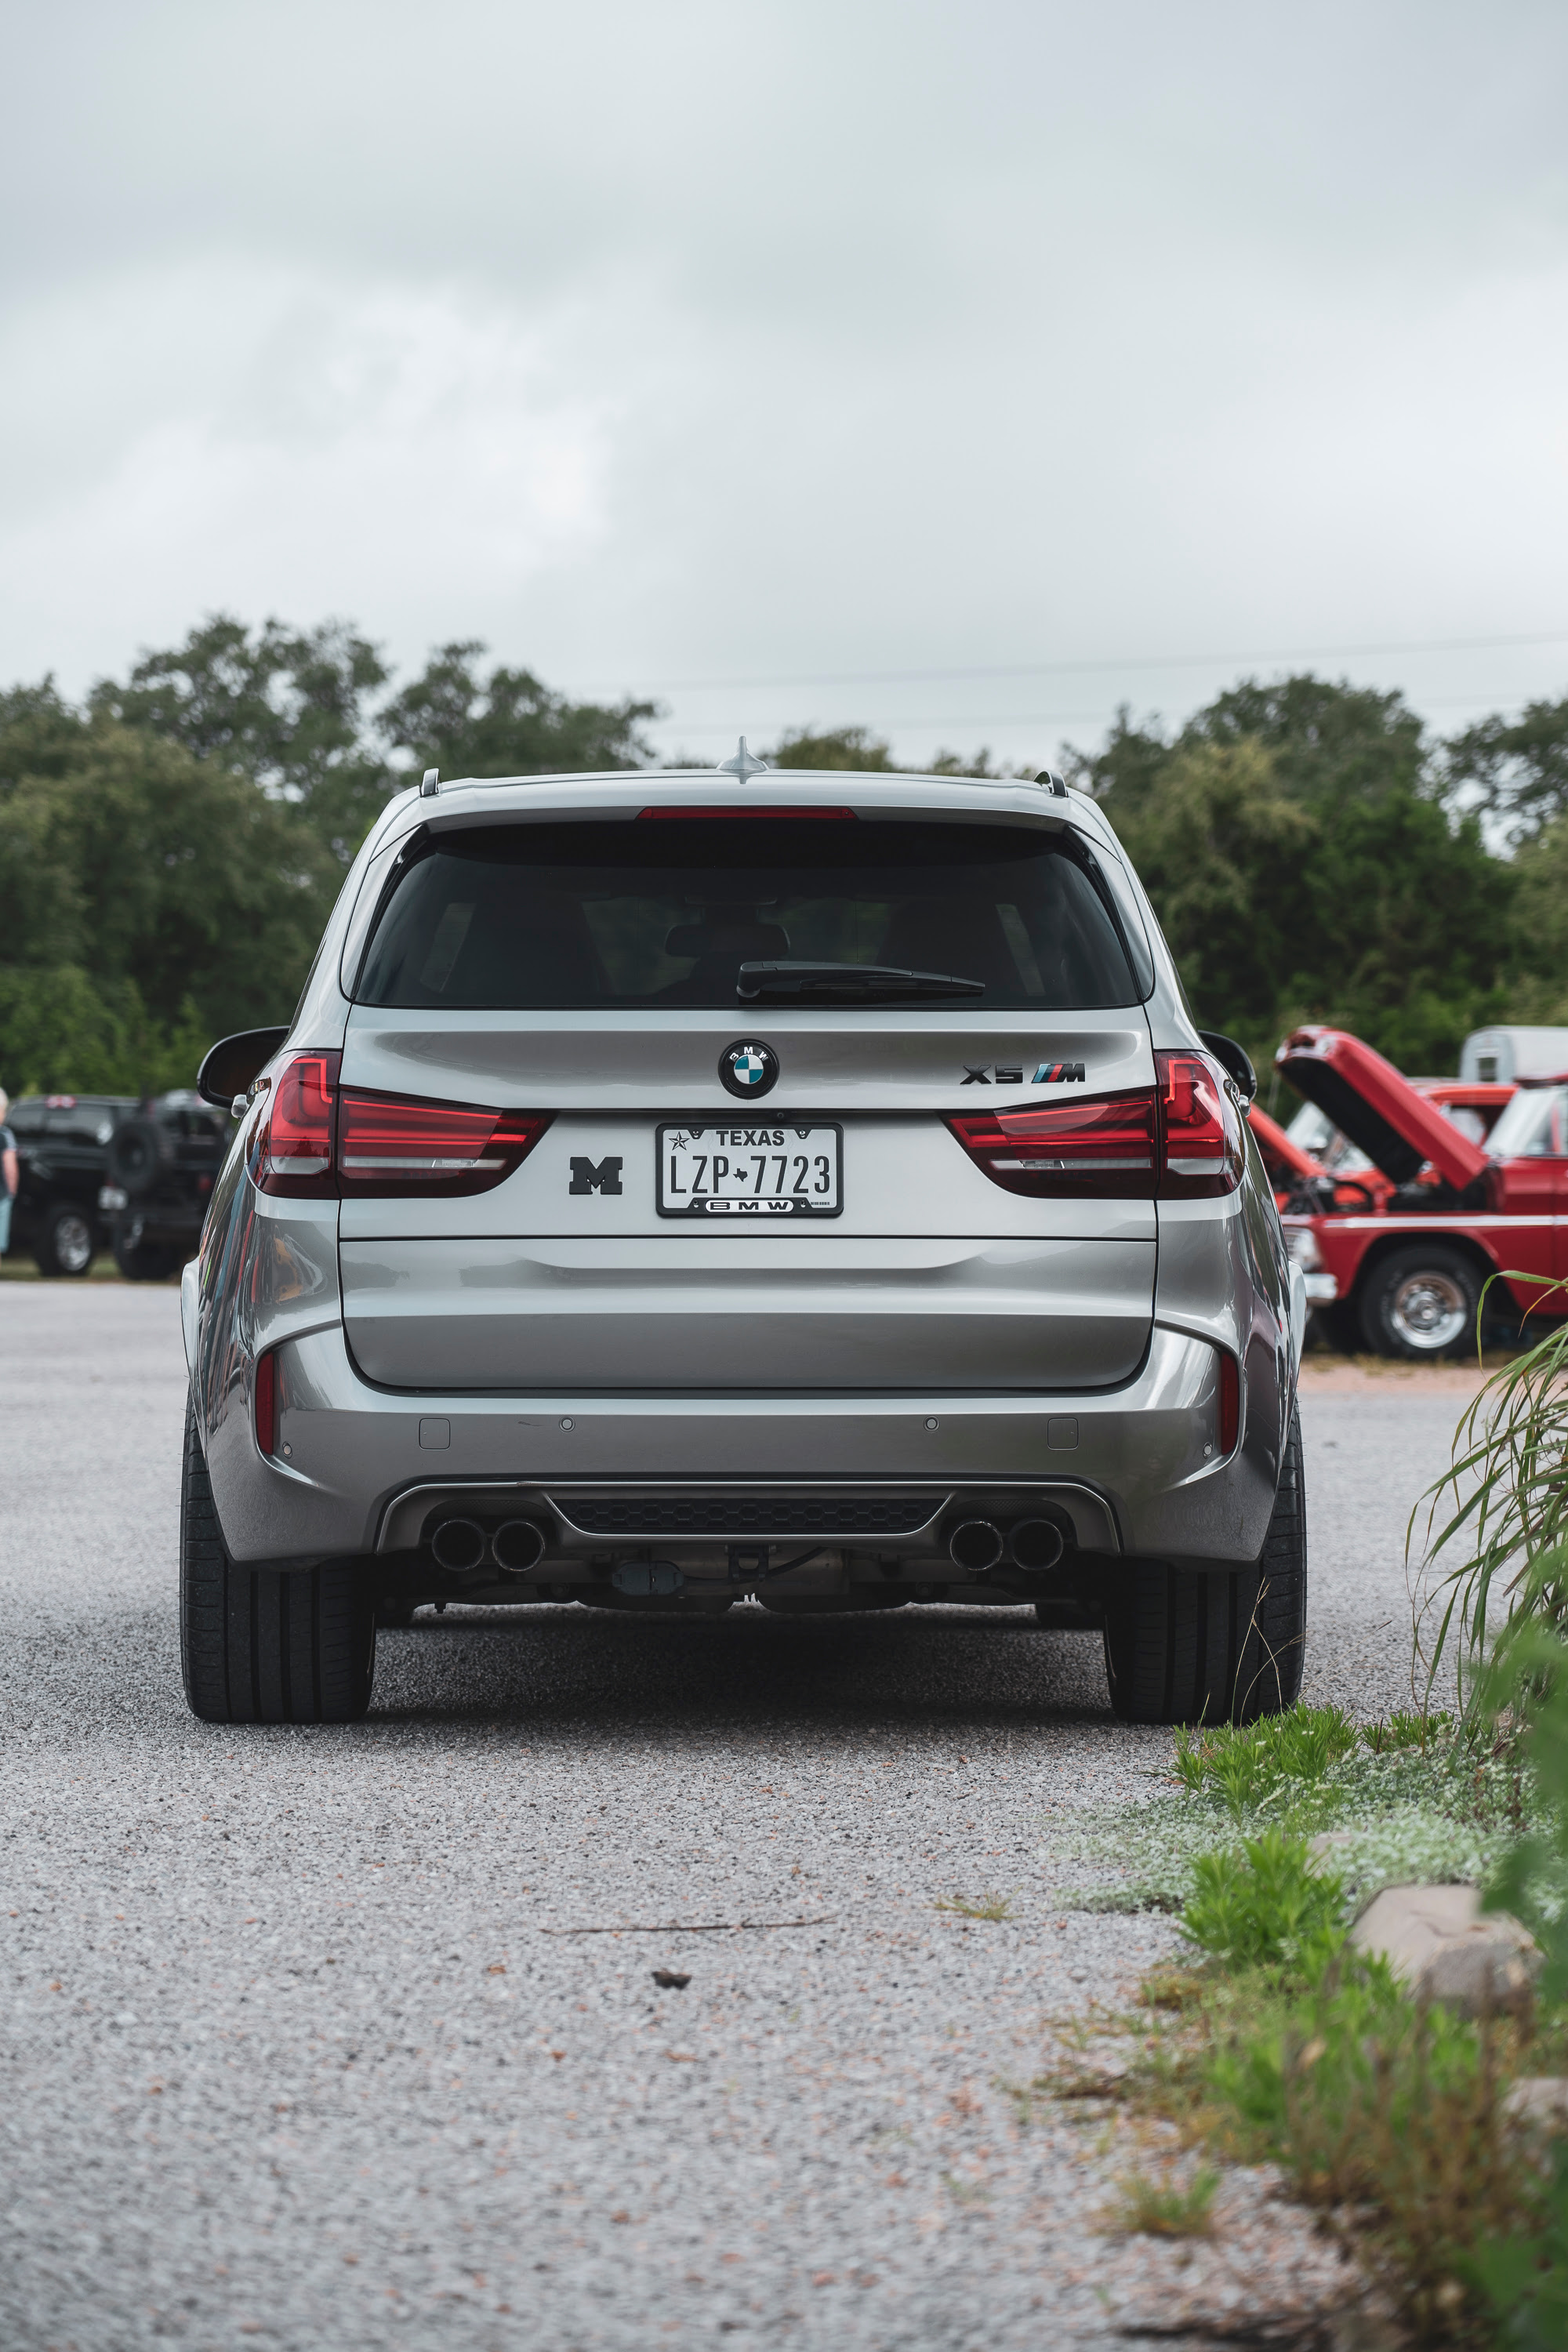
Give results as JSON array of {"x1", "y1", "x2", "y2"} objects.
[
  {"x1": 570, "y1": 628, "x2": 1568, "y2": 702},
  {"x1": 657, "y1": 685, "x2": 1555, "y2": 742}
]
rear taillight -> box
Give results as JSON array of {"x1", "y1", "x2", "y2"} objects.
[
  {"x1": 946, "y1": 1091, "x2": 1158, "y2": 1197},
  {"x1": 336, "y1": 1094, "x2": 552, "y2": 1196},
  {"x1": 947, "y1": 1051, "x2": 1244, "y2": 1200},
  {"x1": 252, "y1": 1050, "x2": 341, "y2": 1196},
  {"x1": 1156, "y1": 1051, "x2": 1244, "y2": 1199},
  {"x1": 254, "y1": 1347, "x2": 278, "y2": 1457},
  {"x1": 250, "y1": 1050, "x2": 552, "y2": 1199}
]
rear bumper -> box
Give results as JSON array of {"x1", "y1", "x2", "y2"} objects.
[{"x1": 202, "y1": 1319, "x2": 1285, "y2": 1573}]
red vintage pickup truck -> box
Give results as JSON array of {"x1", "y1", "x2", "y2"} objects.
[{"x1": 1266, "y1": 1025, "x2": 1567, "y2": 1356}]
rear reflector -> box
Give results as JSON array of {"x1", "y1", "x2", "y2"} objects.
[
  {"x1": 947, "y1": 1051, "x2": 1244, "y2": 1200},
  {"x1": 1218, "y1": 1349, "x2": 1240, "y2": 1455},
  {"x1": 252, "y1": 1050, "x2": 552, "y2": 1199},
  {"x1": 637, "y1": 805, "x2": 857, "y2": 819},
  {"x1": 254, "y1": 1348, "x2": 278, "y2": 1457}
]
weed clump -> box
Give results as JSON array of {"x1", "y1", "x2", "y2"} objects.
[
  {"x1": 1172, "y1": 1704, "x2": 1359, "y2": 1815},
  {"x1": 933, "y1": 1891, "x2": 1013, "y2": 1921},
  {"x1": 1103, "y1": 2162, "x2": 1219, "y2": 2238},
  {"x1": 1179, "y1": 1828, "x2": 1345, "y2": 1980}
]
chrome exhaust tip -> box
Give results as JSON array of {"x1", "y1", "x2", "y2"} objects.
[
  {"x1": 1010, "y1": 1517, "x2": 1066, "y2": 1572},
  {"x1": 430, "y1": 1516, "x2": 488, "y2": 1573},
  {"x1": 948, "y1": 1519, "x2": 1004, "y2": 1573},
  {"x1": 492, "y1": 1519, "x2": 547, "y2": 1575}
]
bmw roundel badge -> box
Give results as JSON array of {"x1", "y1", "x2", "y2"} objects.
[{"x1": 719, "y1": 1038, "x2": 780, "y2": 1100}]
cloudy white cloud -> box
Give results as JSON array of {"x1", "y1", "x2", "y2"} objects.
[{"x1": 3, "y1": 0, "x2": 1567, "y2": 766}]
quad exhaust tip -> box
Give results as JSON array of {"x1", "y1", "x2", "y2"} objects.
[
  {"x1": 429, "y1": 1516, "x2": 548, "y2": 1576},
  {"x1": 947, "y1": 1516, "x2": 1068, "y2": 1574}
]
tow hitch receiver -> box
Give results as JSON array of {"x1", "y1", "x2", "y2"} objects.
[{"x1": 612, "y1": 1561, "x2": 684, "y2": 1597}]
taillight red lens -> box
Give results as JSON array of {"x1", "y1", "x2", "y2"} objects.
[
  {"x1": 949, "y1": 1051, "x2": 1245, "y2": 1200},
  {"x1": 252, "y1": 1049, "x2": 341, "y2": 1196},
  {"x1": 946, "y1": 1091, "x2": 1158, "y2": 1197},
  {"x1": 251, "y1": 1051, "x2": 552, "y2": 1199},
  {"x1": 254, "y1": 1347, "x2": 278, "y2": 1457},
  {"x1": 1156, "y1": 1051, "x2": 1244, "y2": 1199},
  {"x1": 336, "y1": 1094, "x2": 552, "y2": 1196}
]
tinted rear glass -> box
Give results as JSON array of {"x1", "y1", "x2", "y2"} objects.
[{"x1": 357, "y1": 818, "x2": 1143, "y2": 1011}]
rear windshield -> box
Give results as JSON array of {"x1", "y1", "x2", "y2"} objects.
[{"x1": 356, "y1": 818, "x2": 1145, "y2": 1011}]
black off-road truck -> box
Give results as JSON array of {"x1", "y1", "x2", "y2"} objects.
[{"x1": 9, "y1": 1091, "x2": 231, "y2": 1279}]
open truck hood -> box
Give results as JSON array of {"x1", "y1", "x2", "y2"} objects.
[{"x1": 1274, "y1": 1026, "x2": 1489, "y2": 1192}]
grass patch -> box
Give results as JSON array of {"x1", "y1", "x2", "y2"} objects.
[{"x1": 1047, "y1": 1704, "x2": 1535, "y2": 1915}]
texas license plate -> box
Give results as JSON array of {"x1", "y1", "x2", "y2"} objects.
[{"x1": 656, "y1": 1123, "x2": 843, "y2": 1218}]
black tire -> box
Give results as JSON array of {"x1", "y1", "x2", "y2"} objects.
[
  {"x1": 35, "y1": 1203, "x2": 96, "y2": 1277},
  {"x1": 180, "y1": 1401, "x2": 376, "y2": 1723},
  {"x1": 113, "y1": 1225, "x2": 182, "y2": 1281},
  {"x1": 1358, "y1": 1243, "x2": 1482, "y2": 1360},
  {"x1": 1103, "y1": 1406, "x2": 1307, "y2": 1725}
]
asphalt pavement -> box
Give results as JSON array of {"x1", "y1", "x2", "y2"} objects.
[{"x1": 0, "y1": 1287, "x2": 1469, "y2": 2350}]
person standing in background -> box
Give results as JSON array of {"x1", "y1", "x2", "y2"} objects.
[{"x1": 0, "y1": 1089, "x2": 16, "y2": 1265}]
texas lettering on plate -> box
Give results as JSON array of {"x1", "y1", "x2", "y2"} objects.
[{"x1": 656, "y1": 1123, "x2": 843, "y2": 1218}]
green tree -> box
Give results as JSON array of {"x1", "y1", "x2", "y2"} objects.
[
  {"x1": 92, "y1": 612, "x2": 393, "y2": 866},
  {"x1": 1105, "y1": 739, "x2": 1314, "y2": 1046},
  {"x1": 1443, "y1": 694, "x2": 1568, "y2": 842},
  {"x1": 1105, "y1": 735, "x2": 1512, "y2": 1070},
  {"x1": 1295, "y1": 789, "x2": 1513, "y2": 1071},
  {"x1": 0, "y1": 678, "x2": 92, "y2": 790},
  {"x1": 1501, "y1": 811, "x2": 1568, "y2": 1022},
  {"x1": 379, "y1": 642, "x2": 657, "y2": 781},
  {"x1": 1061, "y1": 704, "x2": 1173, "y2": 812},
  {"x1": 0, "y1": 721, "x2": 341, "y2": 1094},
  {"x1": 765, "y1": 724, "x2": 900, "y2": 770},
  {"x1": 1184, "y1": 674, "x2": 1427, "y2": 804}
]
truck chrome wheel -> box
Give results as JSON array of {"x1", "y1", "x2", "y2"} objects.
[
  {"x1": 1361, "y1": 1243, "x2": 1482, "y2": 1359},
  {"x1": 1388, "y1": 1270, "x2": 1470, "y2": 1352}
]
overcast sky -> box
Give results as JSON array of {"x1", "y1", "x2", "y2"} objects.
[{"x1": 4, "y1": 0, "x2": 1567, "y2": 769}]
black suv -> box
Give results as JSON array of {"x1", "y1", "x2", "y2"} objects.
[{"x1": 9, "y1": 1091, "x2": 231, "y2": 1279}]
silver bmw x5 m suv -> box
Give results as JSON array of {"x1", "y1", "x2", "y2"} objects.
[{"x1": 180, "y1": 757, "x2": 1308, "y2": 1727}]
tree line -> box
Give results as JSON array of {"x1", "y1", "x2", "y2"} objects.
[{"x1": 0, "y1": 612, "x2": 1563, "y2": 1097}]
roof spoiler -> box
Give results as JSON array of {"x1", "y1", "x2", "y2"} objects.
[{"x1": 1274, "y1": 1025, "x2": 1489, "y2": 1192}]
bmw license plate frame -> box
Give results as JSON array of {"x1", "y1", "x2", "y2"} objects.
[{"x1": 656, "y1": 1122, "x2": 844, "y2": 1219}]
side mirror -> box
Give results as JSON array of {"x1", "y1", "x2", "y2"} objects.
[
  {"x1": 196, "y1": 1027, "x2": 290, "y2": 1112},
  {"x1": 1198, "y1": 1029, "x2": 1258, "y2": 1104}
]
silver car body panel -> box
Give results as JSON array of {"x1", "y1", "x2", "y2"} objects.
[{"x1": 191, "y1": 768, "x2": 1295, "y2": 1588}]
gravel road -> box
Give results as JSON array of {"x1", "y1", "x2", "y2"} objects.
[{"x1": 0, "y1": 1287, "x2": 1475, "y2": 2350}]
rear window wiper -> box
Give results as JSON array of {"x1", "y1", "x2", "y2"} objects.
[{"x1": 737, "y1": 960, "x2": 985, "y2": 1004}]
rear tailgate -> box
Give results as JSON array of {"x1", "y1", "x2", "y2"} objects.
[{"x1": 338, "y1": 1008, "x2": 1156, "y2": 1391}]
